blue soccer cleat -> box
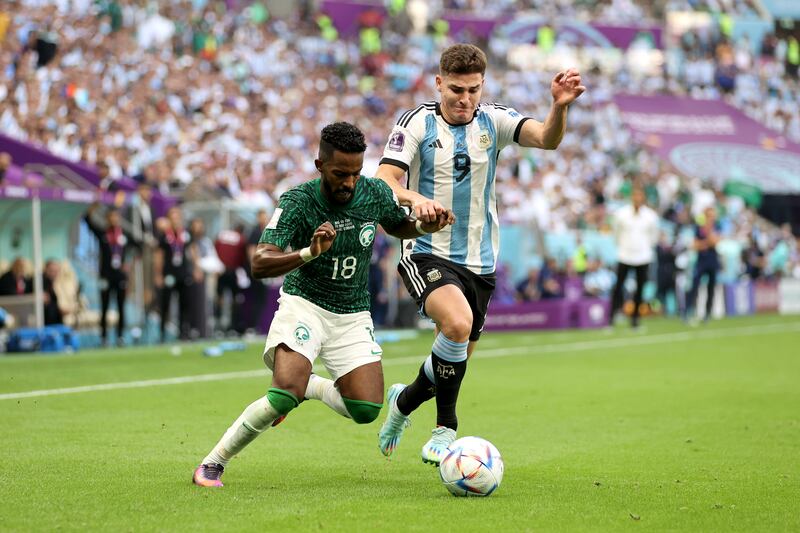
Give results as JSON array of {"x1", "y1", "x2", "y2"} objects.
[
  {"x1": 378, "y1": 383, "x2": 411, "y2": 457},
  {"x1": 421, "y1": 426, "x2": 457, "y2": 466}
]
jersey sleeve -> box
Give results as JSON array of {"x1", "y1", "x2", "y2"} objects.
[
  {"x1": 259, "y1": 190, "x2": 306, "y2": 251},
  {"x1": 379, "y1": 107, "x2": 426, "y2": 172},
  {"x1": 484, "y1": 104, "x2": 532, "y2": 150},
  {"x1": 373, "y1": 178, "x2": 408, "y2": 231}
]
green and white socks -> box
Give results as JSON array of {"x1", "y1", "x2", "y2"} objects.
[
  {"x1": 305, "y1": 374, "x2": 350, "y2": 419},
  {"x1": 202, "y1": 388, "x2": 299, "y2": 467}
]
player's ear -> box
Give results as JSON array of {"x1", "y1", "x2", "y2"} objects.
[
  {"x1": 435, "y1": 75, "x2": 443, "y2": 91},
  {"x1": 314, "y1": 159, "x2": 323, "y2": 172}
]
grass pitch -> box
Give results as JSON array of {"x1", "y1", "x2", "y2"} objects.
[{"x1": 1, "y1": 314, "x2": 799, "y2": 532}]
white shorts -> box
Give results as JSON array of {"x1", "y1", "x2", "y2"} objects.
[{"x1": 262, "y1": 289, "x2": 383, "y2": 382}]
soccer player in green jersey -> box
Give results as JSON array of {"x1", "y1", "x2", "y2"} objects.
[{"x1": 193, "y1": 122, "x2": 454, "y2": 487}]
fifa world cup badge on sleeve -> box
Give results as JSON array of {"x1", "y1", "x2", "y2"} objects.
[{"x1": 388, "y1": 131, "x2": 405, "y2": 152}]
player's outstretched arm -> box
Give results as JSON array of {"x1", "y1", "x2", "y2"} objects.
[
  {"x1": 383, "y1": 209, "x2": 455, "y2": 240},
  {"x1": 251, "y1": 222, "x2": 336, "y2": 278},
  {"x1": 517, "y1": 68, "x2": 586, "y2": 150},
  {"x1": 376, "y1": 164, "x2": 445, "y2": 223}
]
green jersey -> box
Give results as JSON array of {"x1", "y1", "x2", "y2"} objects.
[{"x1": 260, "y1": 176, "x2": 407, "y2": 314}]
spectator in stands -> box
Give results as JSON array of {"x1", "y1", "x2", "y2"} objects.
[
  {"x1": 610, "y1": 184, "x2": 659, "y2": 329},
  {"x1": 369, "y1": 229, "x2": 392, "y2": 327},
  {"x1": 155, "y1": 206, "x2": 192, "y2": 342},
  {"x1": 42, "y1": 259, "x2": 63, "y2": 325},
  {"x1": 0, "y1": 152, "x2": 11, "y2": 184},
  {"x1": 685, "y1": 206, "x2": 721, "y2": 323},
  {"x1": 515, "y1": 267, "x2": 541, "y2": 302},
  {"x1": 129, "y1": 182, "x2": 157, "y2": 311},
  {"x1": 741, "y1": 237, "x2": 765, "y2": 280},
  {"x1": 214, "y1": 224, "x2": 248, "y2": 334},
  {"x1": 246, "y1": 209, "x2": 270, "y2": 332},
  {"x1": 187, "y1": 217, "x2": 216, "y2": 339},
  {"x1": 84, "y1": 202, "x2": 139, "y2": 346},
  {"x1": 0, "y1": 258, "x2": 32, "y2": 296},
  {"x1": 583, "y1": 259, "x2": 615, "y2": 298},
  {"x1": 538, "y1": 258, "x2": 564, "y2": 299}
]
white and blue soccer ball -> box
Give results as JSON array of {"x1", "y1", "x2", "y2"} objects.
[{"x1": 439, "y1": 436, "x2": 504, "y2": 497}]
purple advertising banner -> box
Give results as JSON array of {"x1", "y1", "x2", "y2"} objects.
[
  {"x1": 320, "y1": 1, "x2": 661, "y2": 48},
  {"x1": 321, "y1": 0, "x2": 386, "y2": 37},
  {"x1": 442, "y1": 13, "x2": 511, "y2": 40},
  {"x1": 0, "y1": 134, "x2": 176, "y2": 214},
  {"x1": 0, "y1": 134, "x2": 101, "y2": 187},
  {"x1": 485, "y1": 299, "x2": 572, "y2": 331},
  {"x1": 484, "y1": 298, "x2": 609, "y2": 331},
  {"x1": 723, "y1": 281, "x2": 755, "y2": 316},
  {"x1": 497, "y1": 17, "x2": 662, "y2": 49},
  {"x1": 573, "y1": 298, "x2": 610, "y2": 328},
  {"x1": 0, "y1": 184, "x2": 113, "y2": 204},
  {"x1": 614, "y1": 95, "x2": 800, "y2": 194}
]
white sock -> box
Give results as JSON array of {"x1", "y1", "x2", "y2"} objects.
[
  {"x1": 202, "y1": 396, "x2": 280, "y2": 466},
  {"x1": 305, "y1": 374, "x2": 351, "y2": 419}
]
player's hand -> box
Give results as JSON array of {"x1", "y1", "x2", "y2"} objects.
[
  {"x1": 310, "y1": 221, "x2": 336, "y2": 257},
  {"x1": 411, "y1": 194, "x2": 446, "y2": 223},
  {"x1": 419, "y1": 209, "x2": 455, "y2": 234},
  {"x1": 551, "y1": 68, "x2": 586, "y2": 107}
]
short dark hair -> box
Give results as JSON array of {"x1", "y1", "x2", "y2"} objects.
[
  {"x1": 318, "y1": 122, "x2": 367, "y2": 161},
  {"x1": 440, "y1": 44, "x2": 487, "y2": 76}
]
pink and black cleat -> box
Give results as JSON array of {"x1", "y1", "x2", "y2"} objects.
[{"x1": 193, "y1": 463, "x2": 224, "y2": 487}]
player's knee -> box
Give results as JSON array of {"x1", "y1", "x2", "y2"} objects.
[
  {"x1": 267, "y1": 387, "x2": 300, "y2": 416},
  {"x1": 342, "y1": 397, "x2": 382, "y2": 424},
  {"x1": 439, "y1": 315, "x2": 472, "y2": 343}
]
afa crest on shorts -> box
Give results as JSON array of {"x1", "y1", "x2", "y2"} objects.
[
  {"x1": 294, "y1": 324, "x2": 311, "y2": 345},
  {"x1": 359, "y1": 223, "x2": 376, "y2": 247},
  {"x1": 427, "y1": 268, "x2": 442, "y2": 282}
]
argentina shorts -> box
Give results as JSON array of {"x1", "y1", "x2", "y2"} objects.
[{"x1": 397, "y1": 253, "x2": 496, "y2": 341}]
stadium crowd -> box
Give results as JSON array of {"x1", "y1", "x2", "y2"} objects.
[{"x1": 0, "y1": 0, "x2": 798, "y2": 336}]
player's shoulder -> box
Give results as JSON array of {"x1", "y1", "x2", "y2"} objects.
[
  {"x1": 359, "y1": 175, "x2": 393, "y2": 197},
  {"x1": 394, "y1": 101, "x2": 437, "y2": 129},
  {"x1": 479, "y1": 102, "x2": 521, "y2": 118},
  {"x1": 281, "y1": 179, "x2": 318, "y2": 200},
  {"x1": 359, "y1": 176, "x2": 401, "y2": 206}
]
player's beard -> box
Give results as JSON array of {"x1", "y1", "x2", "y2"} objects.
[{"x1": 322, "y1": 178, "x2": 354, "y2": 205}]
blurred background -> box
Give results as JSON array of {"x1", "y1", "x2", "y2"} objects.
[{"x1": 0, "y1": 0, "x2": 798, "y2": 351}]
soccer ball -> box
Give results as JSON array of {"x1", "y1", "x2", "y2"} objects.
[{"x1": 439, "y1": 436, "x2": 504, "y2": 497}]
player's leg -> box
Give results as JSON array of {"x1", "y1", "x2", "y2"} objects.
[
  {"x1": 115, "y1": 277, "x2": 127, "y2": 343},
  {"x1": 631, "y1": 264, "x2": 648, "y2": 328},
  {"x1": 309, "y1": 312, "x2": 384, "y2": 423},
  {"x1": 417, "y1": 285, "x2": 471, "y2": 464},
  {"x1": 159, "y1": 284, "x2": 172, "y2": 342},
  {"x1": 99, "y1": 280, "x2": 111, "y2": 344},
  {"x1": 609, "y1": 263, "x2": 630, "y2": 324},
  {"x1": 704, "y1": 268, "x2": 717, "y2": 321},
  {"x1": 336, "y1": 361, "x2": 384, "y2": 423},
  {"x1": 194, "y1": 344, "x2": 309, "y2": 487},
  {"x1": 684, "y1": 267, "x2": 702, "y2": 321}
]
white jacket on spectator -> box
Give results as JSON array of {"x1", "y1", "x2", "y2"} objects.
[{"x1": 613, "y1": 204, "x2": 659, "y2": 266}]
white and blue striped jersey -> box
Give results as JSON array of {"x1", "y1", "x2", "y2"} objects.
[{"x1": 380, "y1": 102, "x2": 530, "y2": 275}]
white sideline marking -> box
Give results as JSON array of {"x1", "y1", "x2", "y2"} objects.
[{"x1": 1, "y1": 322, "x2": 797, "y2": 401}]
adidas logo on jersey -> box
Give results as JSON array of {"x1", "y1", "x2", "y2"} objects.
[{"x1": 427, "y1": 139, "x2": 443, "y2": 149}]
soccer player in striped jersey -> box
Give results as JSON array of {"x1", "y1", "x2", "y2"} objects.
[
  {"x1": 376, "y1": 44, "x2": 586, "y2": 464},
  {"x1": 193, "y1": 122, "x2": 453, "y2": 487}
]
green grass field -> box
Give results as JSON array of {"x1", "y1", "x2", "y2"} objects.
[{"x1": 1, "y1": 315, "x2": 799, "y2": 532}]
